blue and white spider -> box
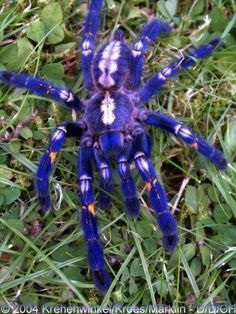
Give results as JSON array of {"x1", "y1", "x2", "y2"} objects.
[{"x1": 0, "y1": 0, "x2": 227, "y2": 292}]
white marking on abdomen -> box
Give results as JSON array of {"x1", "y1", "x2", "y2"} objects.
[
  {"x1": 101, "y1": 94, "x2": 116, "y2": 125},
  {"x1": 102, "y1": 41, "x2": 121, "y2": 60}
]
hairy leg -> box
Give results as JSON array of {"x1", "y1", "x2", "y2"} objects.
[
  {"x1": 116, "y1": 139, "x2": 140, "y2": 218},
  {"x1": 0, "y1": 71, "x2": 83, "y2": 112},
  {"x1": 35, "y1": 122, "x2": 84, "y2": 213},
  {"x1": 81, "y1": 0, "x2": 103, "y2": 92},
  {"x1": 137, "y1": 110, "x2": 227, "y2": 170},
  {"x1": 129, "y1": 19, "x2": 171, "y2": 89},
  {"x1": 78, "y1": 144, "x2": 111, "y2": 292},
  {"x1": 133, "y1": 132, "x2": 178, "y2": 251},
  {"x1": 93, "y1": 143, "x2": 113, "y2": 211},
  {"x1": 138, "y1": 38, "x2": 222, "y2": 103}
]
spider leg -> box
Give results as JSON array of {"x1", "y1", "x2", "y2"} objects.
[
  {"x1": 93, "y1": 144, "x2": 113, "y2": 211},
  {"x1": 132, "y1": 133, "x2": 178, "y2": 251},
  {"x1": 138, "y1": 38, "x2": 222, "y2": 103},
  {"x1": 116, "y1": 139, "x2": 140, "y2": 218},
  {"x1": 78, "y1": 145, "x2": 111, "y2": 292},
  {"x1": 130, "y1": 19, "x2": 171, "y2": 89},
  {"x1": 35, "y1": 122, "x2": 84, "y2": 213},
  {"x1": 0, "y1": 71, "x2": 83, "y2": 112},
  {"x1": 137, "y1": 110, "x2": 227, "y2": 170},
  {"x1": 82, "y1": 0, "x2": 103, "y2": 92}
]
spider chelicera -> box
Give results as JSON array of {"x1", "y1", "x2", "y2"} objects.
[{"x1": 0, "y1": 0, "x2": 227, "y2": 292}]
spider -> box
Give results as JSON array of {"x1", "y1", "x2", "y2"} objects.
[{"x1": 0, "y1": 0, "x2": 227, "y2": 293}]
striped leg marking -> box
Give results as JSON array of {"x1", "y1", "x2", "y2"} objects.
[
  {"x1": 82, "y1": 0, "x2": 103, "y2": 92},
  {"x1": 0, "y1": 71, "x2": 83, "y2": 112},
  {"x1": 139, "y1": 111, "x2": 227, "y2": 170},
  {"x1": 133, "y1": 134, "x2": 178, "y2": 251},
  {"x1": 94, "y1": 145, "x2": 113, "y2": 211},
  {"x1": 117, "y1": 141, "x2": 140, "y2": 218},
  {"x1": 130, "y1": 19, "x2": 171, "y2": 89},
  {"x1": 35, "y1": 123, "x2": 84, "y2": 213},
  {"x1": 139, "y1": 38, "x2": 222, "y2": 102},
  {"x1": 35, "y1": 126, "x2": 67, "y2": 213}
]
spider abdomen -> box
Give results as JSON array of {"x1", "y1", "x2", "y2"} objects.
[{"x1": 93, "y1": 40, "x2": 130, "y2": 90}]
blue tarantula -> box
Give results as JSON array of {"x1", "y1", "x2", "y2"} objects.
[{"x1": 0, "y1": 0, "x2": 227, "y2": 292}]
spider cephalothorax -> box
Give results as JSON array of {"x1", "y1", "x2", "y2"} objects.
[{"x1": 0, "y1": 0, "x2": 227, "y2": 292}]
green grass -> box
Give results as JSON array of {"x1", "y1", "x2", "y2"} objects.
[{"x1": 0, "y1": 0, "x2": 236, "y2": 308}]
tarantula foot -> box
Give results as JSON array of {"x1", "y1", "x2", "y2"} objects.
[
  {"x1": 125, "y1": 197, "x2": 140, "y2": 218},
  {"x1": 98, "y1": 193, "x2": 112, "y2": 211},
  {"x1": 92, "y1": 269, "x2": 111, "y2": 293},
  {"x1": 210, "y1": 149, "x2": 228, "y2": 170},
  {"x1": 162, "y1": 233, "x2": 179, "y2": 251},
  {"x1": 38, "y1": 196, "x2": 51, "y2": 214}
]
